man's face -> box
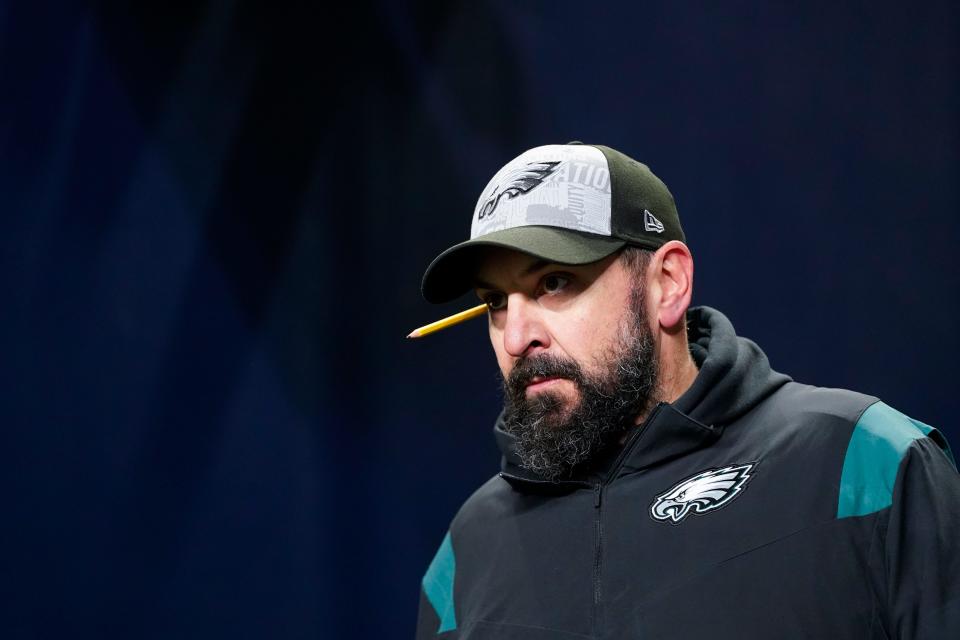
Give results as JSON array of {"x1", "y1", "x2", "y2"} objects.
[{"x1": 474, "y1": 248, "x2": 659, "y2": 479}]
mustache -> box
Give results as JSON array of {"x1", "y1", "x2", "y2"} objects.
[{"x1": 505, "y1": 353, "x2": 586, "y2": 398}]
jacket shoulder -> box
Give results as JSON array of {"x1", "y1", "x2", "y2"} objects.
[
  {"x1": 418, "y1": 475, "x2": 509, "y2": 637},
  {"x1": 765, "y1": 382, "x2": 878, "y2": 426},
  {"x1": 449, "y1": 473, "x2": 513, "y2": 533},
  {"x1": 732, "y1": 382, "x2": 877, "y2": 457},
  {"x1": 756, "y1": 384, "x2": 956, "y2": 518},
  {"x1": 835, "y1": 399, "x2": 956, "y2": 518},
  {"x1": 765, "y1": 383, "x2": 952, "y2": 466}
]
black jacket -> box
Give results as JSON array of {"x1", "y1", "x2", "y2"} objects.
[{"x1": 417, "y1": 307, "x2": 960, "y2": 639}]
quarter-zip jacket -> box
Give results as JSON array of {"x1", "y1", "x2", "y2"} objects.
[{"x1": 417, "y1": 307, "x2": 960, "y2": 639}]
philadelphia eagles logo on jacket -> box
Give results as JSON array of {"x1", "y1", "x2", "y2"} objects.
[{"x1": 650, "y1": 463, "x2": 756, "y2": 524}]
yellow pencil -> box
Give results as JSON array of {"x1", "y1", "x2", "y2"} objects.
[{"x1": 407, "y1": 303, "x2": 488, "y2": 339}]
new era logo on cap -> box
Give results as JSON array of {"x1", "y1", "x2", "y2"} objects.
[
  {"x1": 470, "y1": 145, "x2": 614, "y2": 240},
  {"x1": 644, "y1": 209, "x2": 664, "y2": 233}
]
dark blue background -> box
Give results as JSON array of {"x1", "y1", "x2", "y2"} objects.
[{"x1": 2, "y1": 2, "x2": 957, "y2": 638}]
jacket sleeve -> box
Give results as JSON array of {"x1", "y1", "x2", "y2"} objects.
[
  {"x1": 416, "y1": 530, "x2": 457, "y2": 638},
  {"x1": 884, "y1": 433, "x2": 960, "y2": 639},
  {"x1": 416, "y1": 589, "x2": 444, "y2": 639}
]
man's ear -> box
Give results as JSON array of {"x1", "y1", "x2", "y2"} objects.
[{"x1": 650, "y1": 241, "x2": 694, "y2": 332}]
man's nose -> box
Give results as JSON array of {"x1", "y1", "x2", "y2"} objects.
[{"x1": 502, "y1": 294, "x2": 549, "y2": 358}]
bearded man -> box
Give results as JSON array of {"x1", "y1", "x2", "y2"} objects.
[{"x1": 414, "y1": 143, "x2": 960, "y2": 639}]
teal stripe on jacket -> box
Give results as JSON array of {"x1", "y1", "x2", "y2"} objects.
[
  {"x1": 837, "y1": 401, "x2": 953, "y2": 519},
  {"x1": 423, "y1": 531, "x2": 457, "y2": 633}
]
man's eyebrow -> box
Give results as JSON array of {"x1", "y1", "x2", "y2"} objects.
[
  {"x1": 523, "y1": 259, "x2": 552, "y2": 276},
  {"x1": 474, "y1": 277, "x2": 495, "y2": 291},
  {"x1": 474, "y1": 259, "x2": 553, "y2": 291}
]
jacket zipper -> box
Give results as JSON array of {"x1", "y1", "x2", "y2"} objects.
[
  {"x1": 590, "y1": 403, "x2": 665, "y2": 636},
  {"x1": 592, "y1": 482, "x2": 603, "y2": 635}
]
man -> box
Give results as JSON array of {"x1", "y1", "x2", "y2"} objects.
[{"x1": 414, "y1": 142, "x2": 960, "y2": 639}]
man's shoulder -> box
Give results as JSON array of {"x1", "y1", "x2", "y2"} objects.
[
  {"x1": 729, "y1": 382, "x2": 877, "y2": 468},
  {"x1": 755, "y1": 382, "x2": 949, "y2": 454},
  {"x1": 760, "y1": 381, "x2": 878, "y2": 427},
  {"x1": 738, "y1": 380, "x2": 901, "y2": 449},
  {"x1": 742, "y1": 382, "x2": 955, "y2": 485}
]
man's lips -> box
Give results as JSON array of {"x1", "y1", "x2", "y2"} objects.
[{"x1": 525, "y1": 376, "x2": 567, "y2": 393}]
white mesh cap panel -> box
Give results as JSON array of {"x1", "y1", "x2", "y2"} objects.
[{"x1": 470, "y1": 145, "x2": 613, "y2": 239}]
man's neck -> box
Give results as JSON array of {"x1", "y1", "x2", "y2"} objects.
[
  {"x1": 660, "y1": 346, "x2": 700, "y2": 404},
  {"x1": 632, "y1": 339, "x2": 699, "y2": 427}
]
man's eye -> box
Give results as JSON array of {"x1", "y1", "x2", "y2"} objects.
[
  {"x1": 484, "y1": 292, "x2": 507, "y2": 311},
  {"x1": 542, "y1": 274, "x2": 570, "y2": 294}
]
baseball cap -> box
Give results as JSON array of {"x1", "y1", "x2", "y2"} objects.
[{"x1": 420, "y1": 142, "x2": 684, "y2": 303}]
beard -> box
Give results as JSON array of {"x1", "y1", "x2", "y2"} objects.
[{"x1": 500, "y1": 298, "x2": 659, "y2": 481}]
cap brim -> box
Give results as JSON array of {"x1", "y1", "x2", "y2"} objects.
[{"x1": 421, "y1": 226, "x2": 626, "y2": 303}]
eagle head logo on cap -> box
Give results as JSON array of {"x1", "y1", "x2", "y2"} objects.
[{"x1": 477, "y1": 161, "x2": 560, "y2": 222}]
